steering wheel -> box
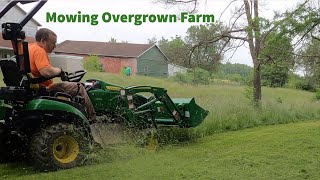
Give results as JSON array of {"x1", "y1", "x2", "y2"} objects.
[{"x1": 64, "y1": 70, "x2": 87, "y2": 82}]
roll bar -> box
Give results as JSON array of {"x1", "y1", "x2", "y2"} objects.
[{"x1": 0, "y1": 0, "x2": 47, "y2": 27}]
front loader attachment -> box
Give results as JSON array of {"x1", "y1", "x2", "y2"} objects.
[
  {"x1": 120, "y1": 86, "x2": 209, "y2": 128},
  {"x1": 86, "y1": 79, "x2": 209, "y2": 128},
  {"x1": 183, "y1": 98, "x2": 209, "y2": 127},
  {"x1": 155, "y1": 98, "x2": 208, "y2": 127}
]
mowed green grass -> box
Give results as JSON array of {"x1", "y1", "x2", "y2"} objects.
[{"x1": 1, "y1": 120, "x2": 319, "y2": 179}]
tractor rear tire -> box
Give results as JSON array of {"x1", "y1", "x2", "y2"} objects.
[
  {"x1": 0, "y1": 124, "x2": 8, "y2": 162},
  {"x1": 29, "y1": 122, "x2": 92, "y2": 171},
  {"x1": 0, "y1": 124, "x2": 27, "y2": 163}
]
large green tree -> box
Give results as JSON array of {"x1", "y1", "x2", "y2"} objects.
[
  {"x1": 260, "y1": 32, "x2": 294, "y2": 87},
  {"x1": 158, "y1": 35, "x2": 189, "y2": 66},
  {"x1": 298, "y1": 39, "x2": 320, "y2": 88},
  {"x1": 157, "y1": 23, "x2": 228, "y2": 72},
  {"x1": 185, "y1": 23, "x2": 228, "y2": 71}
]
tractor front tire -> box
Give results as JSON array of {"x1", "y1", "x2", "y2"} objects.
[{"x1": 29, "y1": 123, "x2": 92, "y2": 171}]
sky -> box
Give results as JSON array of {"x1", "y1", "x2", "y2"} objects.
[{"x1": 19, "y1": 0, "x2": 302, "y2": 66}]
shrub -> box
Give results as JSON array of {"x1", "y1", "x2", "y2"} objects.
[
  {"x1": 174, "y1": 72, "x2": 191, "y2": 84},
  {"x1": 174, "y1": 68, "x2": 211, "y2": 85},
  {"x1": 295, "y1": 80, "x2": 316, "y2": 92},
  {"x1": 84, "y1": 55, "x2": 104, "y2": 72},
  {"x1": 315, "y1": 89, "x2": 320, "y2": 100},
  {"x1": 189, "y1": 68, "x2": 211, "y2": 85}
]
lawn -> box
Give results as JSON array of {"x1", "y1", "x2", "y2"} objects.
[{"x1": 1, "y1": 120, "x2": 319, "y2": 179}]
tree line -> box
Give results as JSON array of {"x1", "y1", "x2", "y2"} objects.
[{"x1": 152, "y1": 0, "x2": 320, "y2": 104}]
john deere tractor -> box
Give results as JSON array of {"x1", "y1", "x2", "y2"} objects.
[
  {"x1": 0, "y1": 0, "x2": 93, "y2": 171},
  {"x1": 0, "y1": 0, "x2": 208, "y2": 171}
]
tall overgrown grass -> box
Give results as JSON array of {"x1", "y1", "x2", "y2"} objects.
[{"x1": 83, "y1": 72, "x2": 320, "y2": 143}]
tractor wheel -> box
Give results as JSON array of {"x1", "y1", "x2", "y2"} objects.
[
  {"x1": 0, "y1": 124, "x2": 8, "y2": 162},
  {"x1": 0, "y1": 124, "x2": 27, "y2": 163},
  {"x1": 29, "y1": 123, "x2": 92, "y2": 171}
]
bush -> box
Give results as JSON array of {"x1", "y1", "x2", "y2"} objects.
[
  {"x1": 190, "y1": 68, "x2": 211, "y2": 85},
  {"x1": 84, "y1": 55, "x2": 104, "y2": 72},
  {"x1": 286, "y1": 73, "x2": 317, "y2": 92},
  {"x1": 315, "y1": 89, "x2": 320, "y2": 100},
  {"x1": 174, "y1": 72, "x2": 191, "y2": 84},
  {"x1": 295, "y1": 80, "x2": 316, "y2": 92},
  {"x1": 173, "y1": 68, "x2": 211, "y2": 85}
]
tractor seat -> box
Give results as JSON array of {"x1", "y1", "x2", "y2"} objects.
[
  {"x1": 0, "y1": 86, "x2": 27, "y2": 101},
  {"x1": 0, "y1": 57, "x2": 52, "y2": 89},
  {"x1": 0, "y1": 58, "x2": 28, "y2": 101},
  {"x1": 0, "y1": 58, "x2": 23, "y2": 86},
  {"x1": 0, "y1": 58, "x2": 84, "y2": 105}
]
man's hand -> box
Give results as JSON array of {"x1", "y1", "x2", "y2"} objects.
[{"x1": 59, "y1": 68, "x2": 69, "y2": 81}]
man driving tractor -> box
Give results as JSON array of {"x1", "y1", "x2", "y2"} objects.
[{"x1": 28, "y1": 28, "x2": 96, "y2": 122}]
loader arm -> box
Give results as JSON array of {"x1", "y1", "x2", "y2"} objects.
[
  {"x1": 87, "y1": 80, "x2": 208, "y2": 128},
  {"x1": 121, "y1": 86, "x2": 186, "y2": 127}
]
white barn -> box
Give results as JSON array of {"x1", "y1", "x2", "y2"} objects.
[
  {"x1": 49, "y1": 54, "x2": 84, "y2": 73},
  {"x1": 168, "y1": 63, "x2": 188, "y2": 76}
]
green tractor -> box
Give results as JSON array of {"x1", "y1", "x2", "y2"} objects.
[
  {"x1": 85, "y1": 80, "x2": 208, "y2": 129},
  {"x1": 0, "y1": 0, "x2": 208, "y2": 171}
]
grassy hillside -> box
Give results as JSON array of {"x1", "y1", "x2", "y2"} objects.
[{"x1": 1, "y1": 120, "x2": 319, "y2": 179}]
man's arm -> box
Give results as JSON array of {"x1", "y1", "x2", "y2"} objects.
[{"x1": 39, "y1": 67, "x2": 62, "y2": 78}]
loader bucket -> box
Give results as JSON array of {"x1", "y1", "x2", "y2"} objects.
[
  {"x1": 173, "y1": 98, "x2": 209, "y2": 127},
  {"x1": 155, "y1": 98, "x2": 209, "y2": 128}
]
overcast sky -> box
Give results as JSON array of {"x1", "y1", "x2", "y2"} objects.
[{"x1": 19, "y1": 0, "x2": 301, "y2": 66}]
